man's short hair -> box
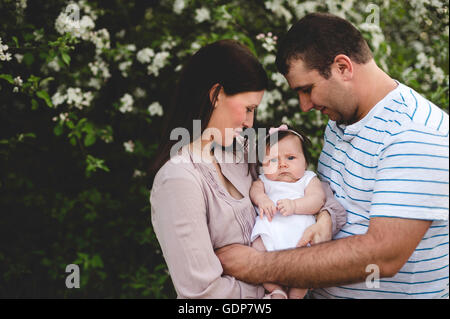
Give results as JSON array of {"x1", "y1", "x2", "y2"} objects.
[{"x1": 276, "y1": 12, "x2": 373, "y2": 78}]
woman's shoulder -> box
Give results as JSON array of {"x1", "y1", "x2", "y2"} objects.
[{"x1": 152, "y1": 152, "x2": 200, "y2": 189}]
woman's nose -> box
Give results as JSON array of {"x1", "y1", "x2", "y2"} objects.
[{"x1": 243, "y1": 114, "x2": 253, "y2": 129}]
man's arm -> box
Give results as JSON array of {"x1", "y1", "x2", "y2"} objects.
[{"x1": 216, "y1": 217, "x2": 431, "y2": 288}]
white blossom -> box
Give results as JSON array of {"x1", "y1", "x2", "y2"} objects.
[
  {"x1": 119, "y1": 61, "x2": 132, "y2": 77},
  {"x1": 0, "y1": 37, "x2": 12, "y2": 62},
  {"x1": 119, "y1": 93, "x2": 134, "y2": 113},
  {"x1": 133, "y1": 169, "x2": 145, "y2": 178},
  {"x1": 89, "y1": 28, "x2": 110, "y2": 54},
  {"x1": 65, "y1": 87, "x2": 94, "y2": 110},
  {"x1": 53, "y1": 112, "x2": 69, "y2": 122},
  {"x1": 14, "y1": 76, "x2": 23, "y2": 87},
  {"x1": 256, "y1": 32, "x2": 278, "y2": 53},
  {"x1": 88, "y1": 58, "x2": 111, "y2": 80},
  {"x1": 265, "y1": 0, "x2": 292, "y2": 24},
  {"x1": 195, "y1": 7, "x2": 211, "y2": 23},
  {"x1": 147, "y1": 52, "x2": 170, "y2": 77},
  {"x1": 14, "y1": 54, "x2": 24, "y2": 63},
  {"x1": 136, "y1": 48, "x2": 155, "y2": 64},
  {"x1": 271, "y1": 72, "x2": 288, "y2": 89},
  {"x1": 173, "y1": 0, "x2": 186, "y2": 15},
  {"x1": 148, "y1": 102, "x2": 163, "y2": 117},
  {"x1": 52, "y1": 91, "x2": 67, "y2": 107},
  {"x1": 123, "y1": 140, "x2": 135, "y2": 152},
  {"x1": 133, "y1": 87, "x2": 146, "y2": 99},
  {"x1": 55, "y1": 12, "x2": 95, "y2": 40}
]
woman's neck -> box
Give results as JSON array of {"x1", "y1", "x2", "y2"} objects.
[{"x1": 189, "y1": 138, "x2": 217, "y2": 163}]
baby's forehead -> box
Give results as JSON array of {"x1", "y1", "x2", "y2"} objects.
[
  {"x1": 266, "y1": 134, "x2": 303, "y2": 153},
  {"x1": 269, "y1": 134, "x2": 303, "y2": 148}
]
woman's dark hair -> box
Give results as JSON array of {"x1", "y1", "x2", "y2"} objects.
[
  {"x1": 276, "y1": 12, "x2": 373, "y2": 78},
  {"x1": 149, "y1": 39, "x2": 268, "y2": 187}
]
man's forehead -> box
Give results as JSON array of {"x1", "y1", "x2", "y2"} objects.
[{"x1": 286, "y1": 58, "x2": 316, "y2": 87}]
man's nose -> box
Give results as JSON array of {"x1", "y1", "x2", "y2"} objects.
[{"x1": 299, "y1": 93, "x2": 314, "y2": 112}]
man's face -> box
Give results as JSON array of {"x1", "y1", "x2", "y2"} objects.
[{"x1": 285, "y1": 58, "x2": 359, "y2": 125}]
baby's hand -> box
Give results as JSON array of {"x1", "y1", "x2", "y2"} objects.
[
  {"x1": 257, "y1": 195, "x2": 277, "y2": 222},
  {"x1": 277, "y1": 199, "x2": 295, "y2": 216}
]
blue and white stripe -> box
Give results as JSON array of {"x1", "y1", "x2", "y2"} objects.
[{"x1": 313, "y1": 82, "x2": 449, "y2": 299}]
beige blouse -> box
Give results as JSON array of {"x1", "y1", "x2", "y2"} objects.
[{"x1": 150, "y1": 145, "x2": 346, "y2": 299}]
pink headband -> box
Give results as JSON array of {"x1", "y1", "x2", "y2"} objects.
[{"x1": 266, "y1": 124, "x2": 304, "y2": 142}]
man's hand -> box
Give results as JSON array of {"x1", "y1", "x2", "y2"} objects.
[
  {"x1": 277, "y1": 198, "x2": 295, "y2": 216},
  {"x1": 297, "y1": 210, "x2": 332, "y2": 247},
  {"x1": 215, "y1": 244, "x2": 262, "y2": 283}
]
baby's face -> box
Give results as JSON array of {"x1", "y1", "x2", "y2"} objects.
[{"x1": 262, "y1": 135, "x2": 307, "y2": 183}]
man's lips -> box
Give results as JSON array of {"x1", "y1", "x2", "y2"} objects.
[{"x1": 315, "y1": 106, "x2": 327, "y2": 114}]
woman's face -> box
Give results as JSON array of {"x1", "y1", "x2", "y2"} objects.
[{"x1": 206, "y1": 88, "x2": 265, "y2": 147}]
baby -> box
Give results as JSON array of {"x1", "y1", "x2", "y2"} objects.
[{"x1": 250, "y1": 125, "x2": 326, "y2": 299}]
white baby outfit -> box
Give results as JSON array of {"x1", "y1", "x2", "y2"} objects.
[{"x1": 250, "y1": 171, "x2": 316, "y2": 251}]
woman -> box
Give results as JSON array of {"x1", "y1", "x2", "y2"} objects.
[{"x1": 149, "y1": 40, "x2": 345, "y2": 298}]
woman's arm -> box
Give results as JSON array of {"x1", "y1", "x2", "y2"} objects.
[
  {"x1": 320, "y1": 181, "x2": 347, "y2": 236},
  {"x1": 151, "y1": 173, "x2": 262, "y2": 298}
]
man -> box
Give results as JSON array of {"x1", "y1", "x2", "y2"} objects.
[{"x1": 216, "y1": 12, "x2": 449, "y2": 298}]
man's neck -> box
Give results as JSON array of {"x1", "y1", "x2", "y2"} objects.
[{"x1": 355, "y1": 60, "x2": 398, "y2": 120}]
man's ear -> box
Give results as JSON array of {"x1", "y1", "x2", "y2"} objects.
[
  {"x1": 209, "y1": 83, "x2": 222, "y2": 107},
  {"x1": 333, "y1": 54, "x2": 353, "y2": 80}
]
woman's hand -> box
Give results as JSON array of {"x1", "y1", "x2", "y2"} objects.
[{"x1": 296, "y1": 210, "x2": 332, "y2": 247}]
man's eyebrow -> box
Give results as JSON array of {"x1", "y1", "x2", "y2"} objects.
[{"x1": 293, "y1": 84, "x2": 313, "y2": 92}]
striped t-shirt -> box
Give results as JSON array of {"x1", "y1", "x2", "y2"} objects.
[{"x1": 313, "y1": 82, "x2": 449, "y2": 299}]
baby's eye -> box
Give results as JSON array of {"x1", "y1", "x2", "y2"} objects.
[
  {"x1": 288, "y1": 156, "x2": 295, "y2": 160},
  {"x1": 270, "y1": 158, "x2": 278, "y2": 163}
]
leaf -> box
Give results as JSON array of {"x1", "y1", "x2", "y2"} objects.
[
  {"x1": 36, "y1": 90, "x2": 53, "y2": 108},
  {"x1": 31, "y1": 99, "x2": 39, "y2": 110},
  {"x1": 61, "y1": 52, "x2": 71, "y2": 66},
  {"x1": 0, "y1": 74, "x2": 14, "y2": 85},
  {"x1": 84, "y1": 133, "x2": 96, "y2": 147}
]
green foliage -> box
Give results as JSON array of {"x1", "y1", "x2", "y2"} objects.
[{"x1": 0, "y1": 0, "x2": 448, "y2": 298}]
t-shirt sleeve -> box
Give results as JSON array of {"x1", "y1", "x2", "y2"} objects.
[{"x1": 370, "y1": 127, "x2": 449, "y2": 221}]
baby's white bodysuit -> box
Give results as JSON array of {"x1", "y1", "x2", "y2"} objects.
[{"x1": 250, "y1": 171, "x2": 317, "y2": 251}]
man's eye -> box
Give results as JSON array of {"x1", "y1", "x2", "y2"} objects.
[{"x1": 246, "y1": 107, "x2": 253, "y2": 113}]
